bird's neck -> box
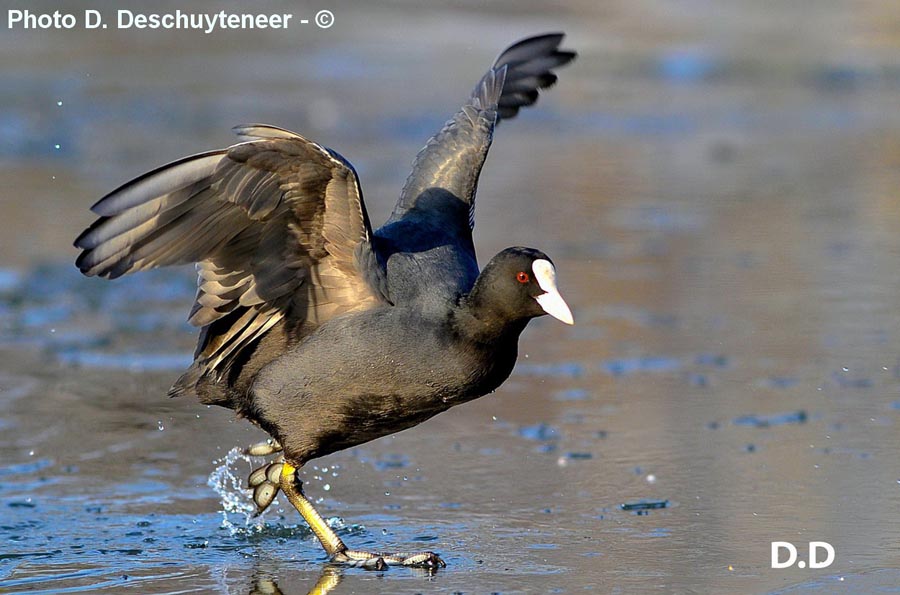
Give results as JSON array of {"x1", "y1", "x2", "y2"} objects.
[{"x1": 455, "y1": 292, "x2": 529, "y2": 346}]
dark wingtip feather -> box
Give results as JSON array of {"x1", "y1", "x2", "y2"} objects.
[
  {"x1": 73, "y1": 250, "x2": 90, "y2": 274},
  {"x1": 74, "y1": 216, "x2": 107, "y2": 250},
  {"x1": 497, "y1": 33, "x2": 566, "y2": 64},
  {"x1": 490, "y1": 32, "x2": 577, "y2": 122},
  {"x1": 554, "y1": 50, "x2": 577, "y2": 72}
]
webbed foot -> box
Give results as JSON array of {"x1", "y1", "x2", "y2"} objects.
[
  {"x1": 246, "y1": 440, "x2": 284, "y2": 514},
  {"x1": 245, "y1": 438, "x2": 283, "y2": 457},
  {"x1": 331, "y1": 549, "x2": 446, "y2": 570}
]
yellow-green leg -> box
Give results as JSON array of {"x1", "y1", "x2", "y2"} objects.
[
  {"x1": 250, "y1": 566, "x2": 343, "y2": 595},
  {"x1": 307, "y1": 567, "x2": 343, "y2": 595},
  {"x1": 279, "y1": 461, "x2": 446, "y2": 570}
]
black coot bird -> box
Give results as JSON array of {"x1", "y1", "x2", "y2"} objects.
[{"x1": 75, "y1": 33, "x2": 576, "y2": 569}]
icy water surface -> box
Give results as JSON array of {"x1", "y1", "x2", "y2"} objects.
[{"x1": 4, "y1": 1, "x2": 900, "y2": 593}]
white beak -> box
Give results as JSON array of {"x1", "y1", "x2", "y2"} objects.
[{"x1": 532, "y1": 259, "x2": 574, "y2": 325}]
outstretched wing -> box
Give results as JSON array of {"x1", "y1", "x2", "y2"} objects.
[
  {"x1": 75, "y1": 125, "x2": 387, "y2": 390},
  {"x1": 386, "y1": 33, "x2": 576, "y2": 231}
]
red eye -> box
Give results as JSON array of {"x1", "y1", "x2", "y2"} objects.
[{"x1": 516, "y1": 271, "x2": 530, "y2": 283}]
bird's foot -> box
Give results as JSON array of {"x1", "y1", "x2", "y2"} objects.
[
  {"x1": 247, "y1": 452, "x2": 284, "y2": 514},
  {"x1": 276, "y1": 461, "x2": 445, "y2": 572},
  {"x1": 245, "y1": 438, "x2": 283, "y2": 457},
  {"x1": 331, "y1": 548, "x2": 446, "y2": 571}
]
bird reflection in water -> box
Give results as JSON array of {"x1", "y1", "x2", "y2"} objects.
[{"x1": 249, "y1": 563, "x2": 440, "y2": 595}]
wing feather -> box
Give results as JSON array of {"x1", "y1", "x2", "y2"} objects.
[
  {"x1": 387, "y1": 33, "x2": 576, "y2": 232},
  {"x1": 75, "y1": 127, "x2": 387, "y2": 393}
]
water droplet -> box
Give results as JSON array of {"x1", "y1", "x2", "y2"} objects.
[
  {"x1": 323, "y1": 484, "x2": 330, "y2": 491},
  {"x1": 157, "y1": 420, "x2": 165, "y2": 431}
]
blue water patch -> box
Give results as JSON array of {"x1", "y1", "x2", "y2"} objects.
[
  {"x1": 371, "y1": 453, "x2": 410, "y2": 471},
  {"x1": 655, "y1": 49, "x2": 721, "y2": 83},
  {"x1": 686, "y1": 373, "x2": 709, "y2": 387},
  {"x1": 56, "y1": 350, "x2": 193, "y2": 371},
  {"x1": 813, "y1": 65, "x2": 870, "y2": 91},
  {"x1": 0, "y1": 458, "x2": 54, "y2": 478},
  {"x1": 0, "y1": 269, "x2": 23, "y2": 293},
  {"x1": 517, "y1": 423, "x2": 560, "y2": 442},
  {"x1": 0, "y1": 76, "x2": 83, "y2": 160},
  {"x1": 564, "y1": 102, "x2": 866, "y2": 141},
  {"x1": 0, "y1": 263, "x2": 198, "y2": 371},
  {"x1": 831, "y1": 371, "x2": 873, "y2": 389},
  {"x1": 554, "y1": 388, "x2": 588, "y2": 401},
  {"x1": 601, "y1": 357, "x2": 681, "y2": 377},
  {"x1": 733, "y1": 410, "x2": 807, "y2": 428},
  {"x1": 765, "y1": 376, "x2": 799, "y2": 389},
  {"x1": 695, "y1": 354, "x2": 729, "y2": 368},
  {"x1": 20, "y1": 303, "x2": 74, "y2": 327}
]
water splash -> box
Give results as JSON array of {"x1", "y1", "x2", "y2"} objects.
[
  {"x1": 207, "y1": 447, "x2": 269, "y2": 535},
  {"x1": 206, "y1": 448, "x2": 362, "y2": 543}
]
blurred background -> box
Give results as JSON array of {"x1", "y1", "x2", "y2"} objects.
[{"x1": 2, "y1": 1, "x2": 900, "y2": 593}]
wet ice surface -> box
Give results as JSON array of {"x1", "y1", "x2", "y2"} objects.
[{"x1": 4, "y1": 2, "x2": 900, "y2": 594}]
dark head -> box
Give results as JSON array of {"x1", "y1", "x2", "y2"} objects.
[{"x1": 465, "y1": 247, "x2": 574, "y2": 332}]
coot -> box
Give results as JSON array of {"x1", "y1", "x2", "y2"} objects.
[{"x1": 75, "y1": 33, "x2": 576, "y2": 570}]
